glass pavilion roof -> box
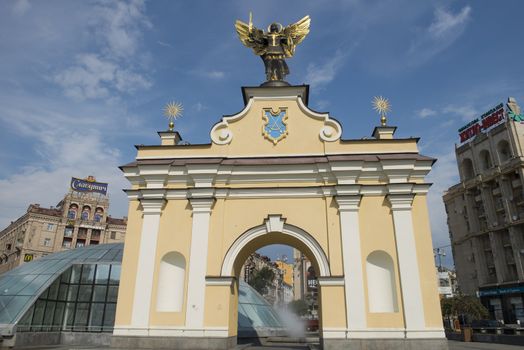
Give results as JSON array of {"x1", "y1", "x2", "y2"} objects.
[
  {"x1": 0, "y1": 243, "x2": 285, "y2": 336},
  {"x1": 0, "y1": 243, "x2": 123, "y2": 334}
]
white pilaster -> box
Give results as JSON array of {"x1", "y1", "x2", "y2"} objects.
[
  {"x1": 335, "y1": 195, "x2": 366, "y2": 332},
  {"x1": 131, "y1": 198, "x2": 165, "y2": 332},
  {"x1": 387, "y1": 194, "x2": 426, "y2": 335},
  {"x1": 185, "y1": 197, "x2": 215, "y2": 329}
]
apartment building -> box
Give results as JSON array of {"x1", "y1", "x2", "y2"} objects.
[
  {"x1": 443, "y1": 98, "x2": 524, "y2": 323},
  {"x1": 0, "y1": 177, "x2": 127, "y2": 274}
]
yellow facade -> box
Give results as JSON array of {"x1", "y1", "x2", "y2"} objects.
[{"x1": 113, "y1": 85, "x2": 445, "y2": 349}]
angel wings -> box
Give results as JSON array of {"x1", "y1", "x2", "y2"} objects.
[{"x1": 235, "y1": 15, "x2": 311, "y2": 58}]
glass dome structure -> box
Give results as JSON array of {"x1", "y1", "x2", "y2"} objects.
[
  {"x1": 0, "y1": 243, "x2": 285, "y2": 344},
  {"x1": 0, "y1": 243, "x2": 123, "y2": 337}
]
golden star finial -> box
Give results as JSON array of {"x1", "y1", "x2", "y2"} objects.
[
  {"x1": 372, "y1": 96, "x2": 391, "y2": 126},
  {"x1": 164, "y1": 101, "x2": 183, "y2": 131}
]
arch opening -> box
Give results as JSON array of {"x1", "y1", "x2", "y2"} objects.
[
  {"x1": 221, "y1": 222, "x2": 329, "y2": 343},
  {"x1": 461, "y1": 158, "x2": 475, "y2": 181},
  {"x1": 479, "y1": 149, "x2": 492, "y2": 170},
  {"x1": 497, "y1": 140, "x2": 511, "y2": 163}
]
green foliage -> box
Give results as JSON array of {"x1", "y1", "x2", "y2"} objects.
[
  {"x1": 248, "y1": 267, "x2": 275, "y2": 295},
  {"x1": 440, "y1": 295, "x2": 489, "y2": 320},
  {"x1": 288, "y1": 299, "x2": 309, "y2": 316}
]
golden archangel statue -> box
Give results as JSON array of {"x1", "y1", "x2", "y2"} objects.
[{"x1": 235, "y1": 13, "x2": 311, "y2": 84}]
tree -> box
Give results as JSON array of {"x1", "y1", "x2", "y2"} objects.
[
  {"x1": 249, "y1": 266, "x2": 275, "y2": 296},
  {"x1": 288, "y1": 299, "x2": 309, "y2": 317},
  {"x1": 441, "y1": 295, "x2": 489, "y2": 322}
]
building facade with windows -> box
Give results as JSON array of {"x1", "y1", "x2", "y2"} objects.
[
  {"x1": 443, "y1": 98, "x2": 524, "y2": 324},
  {"x1": 0, "y1": 178, "x2": 127, "y2": 274}
]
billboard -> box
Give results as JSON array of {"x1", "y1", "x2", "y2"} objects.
[
  {"x1": 70, "y1": 177, "x2": 108, "y2": 195},
  {"x1": 458, "y1": 103, "x2": 505, "y2": 143}
]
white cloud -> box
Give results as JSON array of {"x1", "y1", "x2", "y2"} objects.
[
  {"x1": 429, "y1": 6, "x2": 471, "y2": 38},
  {"x1": 53, "y1": 0, "x2": 152, "y2": 101},
  {"x1": 206, "y1": 71, "x2": 226, "y2": 79},
  {"x1": 442, "y1": 104, "x2": 478, "y2": 121},
  {"x1": 157, "y1": 40, "x2": 173, "y2": 48},
  {"x1": 12, "y1": 0, "x2": 31, "y2": 16},
  {"x1": 408, "y1": 6, "x2": 472, "y2": 66},
  {"x1": 0, "y1": 104, "x2": 129, "y2": 228},
  {"x1": 193, "y1": 102, "x2": 207, "y2": 112},
  {"x1": 54, "y1": 54, "x2": 151, "y2": 100},
  {"x1": 417, "y1": 108, "x2": 437, "y2": 119},
  {"x1": 92, "y1": 0, "x2": 152, "y2": 59},
  {"x1": 305, "y1": 51, "x2": 346, "y2": 88},
  {"x1": 315, "y1": 100, "x2": 330, "y2": 110}
]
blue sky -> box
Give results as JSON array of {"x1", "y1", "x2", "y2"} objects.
[{"x1": 1, "y1": 0, "x2": 524, "y2": 267}]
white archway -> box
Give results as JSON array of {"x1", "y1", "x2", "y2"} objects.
[{"x1": 220, "y1": 214, "x2": 331, "y2": 277}]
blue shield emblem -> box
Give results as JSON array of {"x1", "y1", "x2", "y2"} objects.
[{"x1": 262, "y1": 108, "x2": 288, "y2": 144}]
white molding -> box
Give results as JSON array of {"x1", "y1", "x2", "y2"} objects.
[
  {"x1": 265, "y1": 214, "x2": 286, "y2": 233},
  {"x1": 221, "y1": 221, "x2": 331, "y2": 277},
  {"x1": 113, "y1": 326, "x2": 229, "y2": 338},
  {"x1": 130, "y1": 205, "x2": 163, "y2": 329},
  {"x1": 210, "y1": 98, "x2": 254, "y2": 145},
  {"x1": 405, "y1": 329, "x2": 446, "y2": 339},
  {"x1": 387, "y1": 194, "x2": 414, "y2": 210},
  {"x1": 205, "y1": 276, "x2": 235, "y2": 286},
  {"x1": 296, "y1": 97, "x2": 342, "y2": 142},
  {"x1": 317, "y1": 276, "x2": 345, "y2": 286},
  {"x1": 321, "y1": 328, "x2": 347, "y2": 339},
  {"x1": 188, "y1": 198, "x2": 214, "y2": 213},
  {"x1": 389, "y1": 204, "x2": 426, "y2": 332},
  {"x1": 336, "y1": 195, "x2": 367, "y2": 331},
  {"x1": 139, "y1": 198, "x2": 166, "y2": 215},
  {"x1": 335, "y1": 195, "x2": 362, "y2": 211},
  {"x1": 185, "y1": 198, "x2": 214, "y2": 329},
  {"x1": 135, "y1": 184, "x2": 421, "y2": 202},
  {"x1": 348, "y1": 328, "x2": 405, "y2": 339},
  {"x1": 126, "y1": 158, "x2": 433, "y2": 192}
]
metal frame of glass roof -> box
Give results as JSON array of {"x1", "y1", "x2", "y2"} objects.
[{"x1": 0, "y1": 244, "x2": 123, "y2": 336}]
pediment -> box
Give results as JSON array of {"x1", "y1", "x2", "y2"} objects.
[{"x1": 210, "y1": 85, "x2": 342, "y2": 155}]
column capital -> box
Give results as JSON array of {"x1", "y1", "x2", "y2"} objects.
[
  {"x1": 387, "y1": 194, "x2": 414, "y2": 210},
  {"x1": 335, "y1": 195, "x2": 362, "y2": 212},
  {"x1": 189, "y1": 198, "x2": 215, "y2": 213},
  {"x1": 139, "y1": 198, "x2": 166, "y2": 214}
]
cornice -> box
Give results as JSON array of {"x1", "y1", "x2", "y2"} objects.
[
  {"x1": 125, "y1": 183, "x2": 431, "y2": 202},
  {"x1": 123, "y1": 157, "x2": 433, "y2": 190}
]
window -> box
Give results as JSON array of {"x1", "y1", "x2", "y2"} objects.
[
  {"x1": 68, "y1": 204, "x2": 78, "y2": 219},
  {"x1": 81, "y1": 206, "x2": 91, "y2": 221},
  {"x1": 76, "y1": 241, "x2": 85, "y2": 248},
  {"x1": 110, "y1": 231, "x2": 116, "y2": 240},
  {"x1": 439, "y1": 278, "x2": 450, "y2": 287},
  {"x1": 6, "y1": 243, "x2": 12, "y2": 250},
  {"x1": 43, "y1": 238, "x2": 52, "y2": 247},
  {"x1": 64, "y1": 227, "x2": 74, "y2": 238},
  {"x1": 94, "y1": 208, "x2": 104, "y2": 222},
  {"x1": 91, "y1": 230, "x2": 101, "y2": 239},
  {"x1": 497, "y1": 140, "x2": 511, "y2": 163},
  {"x1": 46, "y1": 224, "x2": 55, "y2": 231},
  {"x1": 62, "y1": 240, "x2": 72, "y2": 248},
  {"x1": 461, "y1": 158, "x2": 475, "y2": 180},
  {"x1": 479, "y1": 149, "x2": 492, "y2": 170}
]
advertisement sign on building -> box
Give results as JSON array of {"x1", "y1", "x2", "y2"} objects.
[
  {"x1": 23, "y1": 254, "x2": 33, "y2": 262},
  {"x1": 70, "y1": 177, "x2": 108, "y2": 195},
  {"x1": 458, "y1": 103, "x2": 505, "y2": 143}
]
